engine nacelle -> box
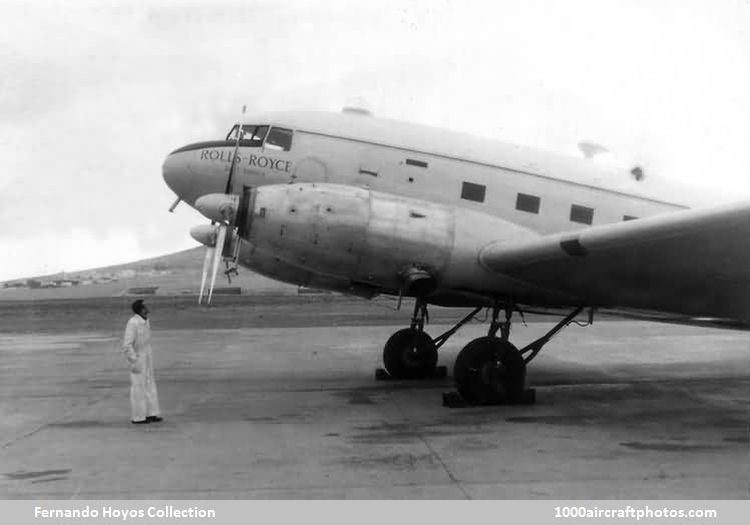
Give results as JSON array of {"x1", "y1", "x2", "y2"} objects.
[
  {"x1": 244, "y1": 183, "x2": 454, "y2": 293},
  {"x1": 193, "y1": 183, "x2": 539, "y2": 299},
  {"x1": 237, "y1": 241, "x2": 378, "y2": 298},
  {"x1": 189, "y1": 221, "x2": 377, "y2": 297}
]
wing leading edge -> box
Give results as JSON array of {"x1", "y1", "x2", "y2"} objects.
[{"x1": 480, "y1": 200, "x2": 750, "y2": 326}]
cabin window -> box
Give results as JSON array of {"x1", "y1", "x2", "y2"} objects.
[
  {"x1": 226, "y1": 124, "x2": 269, "y2": 146},
  {"x1": 570, "y1": 204, "x2": 594, "y2": 225},
  {"x1": 516, "y1": 193, "x2": 541, "y2": 214},
  {"x1": 623, "y1": 215, "x2": 638, "y2": 221},
  {"x1": 265, "y1": 127, "x2": 294, "y2": 151},
  {"x1": 406, "y1": 158, "x2": 428, "y2": 168},
  {"x1": 461, "y1": 182, "x2": 486, "y2": 203}
]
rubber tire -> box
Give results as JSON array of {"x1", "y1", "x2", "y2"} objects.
[
  {"x1": 453, "y1": 336, "x2": 526, "y2": 405},
  {"x1": 382, "y1": 328, "x2": 438, "y2": 379}
]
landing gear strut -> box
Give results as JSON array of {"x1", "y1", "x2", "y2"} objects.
[
  {"x1": 445, "y1": 305, "x2": 586, "y2": 406},
  {"x1": 377, "y1": 296, "x2": 586, "y2": 403},
  {"x1": 378, "y1": 298, "x2": 443, "y2": 379},
  {"x1": 452, "y1": 305, "x2": 528, "y2": 405}
]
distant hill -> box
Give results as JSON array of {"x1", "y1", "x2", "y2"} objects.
[{"x1": 0, "y1": 247, "x2": 298, "y2": 300}]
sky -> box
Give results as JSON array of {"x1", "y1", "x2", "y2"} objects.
[{"x1": 2, "y1": 0, "x2": 750, "y2": 281}]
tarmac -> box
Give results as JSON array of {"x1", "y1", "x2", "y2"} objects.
[{"x1": 1, "y1": 299, "x2": 748, "y2": 499}]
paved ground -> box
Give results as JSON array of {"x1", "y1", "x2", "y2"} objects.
[{"x1": 1, "y1": 301, "x2": 748, "y2": 499}]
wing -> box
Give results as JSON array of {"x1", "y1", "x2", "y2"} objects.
[{"x1": 480, "y1": 200, "x2": 750, "y2": 326}]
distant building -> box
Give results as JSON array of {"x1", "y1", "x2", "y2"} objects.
[{"x1": 54, "y1": 279, "x2": 79, "y2": 287}]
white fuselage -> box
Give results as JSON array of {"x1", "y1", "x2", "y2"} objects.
[{"x1": 162, "y1": 110, "x2": 698, "y2": 306}]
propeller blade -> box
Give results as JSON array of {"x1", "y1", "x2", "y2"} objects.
[
  {"x1": 207, "y1": 224, "x2": 227, "y2": 304},
  {"x1": 198, "y1": 246, "x2": 213, "y2": 305}
]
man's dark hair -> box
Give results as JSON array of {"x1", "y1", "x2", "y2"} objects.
[{"x1": 131, "y1": 299, "x2": 145, "y2": 314}]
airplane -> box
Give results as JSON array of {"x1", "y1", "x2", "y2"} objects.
[{"x1": 161, "y1": 106, "x2": 750, "y2": 405}]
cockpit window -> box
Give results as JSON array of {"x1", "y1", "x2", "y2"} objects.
[
  {"x1": 264, "y1": 127, "x2": 294, "y2": 152},
  {"x1": 225, "y1": 124, "x2": 269, "y2": 146}
]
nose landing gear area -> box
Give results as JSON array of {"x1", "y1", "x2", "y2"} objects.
[{"x1": 376, "y1": 300, "x2": 586, "y2": 407}]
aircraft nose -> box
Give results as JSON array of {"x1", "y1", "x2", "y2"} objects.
[
  {"x1": 162, "y1": 149, "x2": 199, "y2": 204},
  {"x1": 162, "y1": 152, "x2": 183, "y2": 196}
]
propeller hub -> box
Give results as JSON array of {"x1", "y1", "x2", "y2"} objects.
[
  {"x1": 195, "y1": 193, "x2": 239, "y2": 223},
  {"x1": 190, "y1": 224, "x2": 219, "y2": 247}
]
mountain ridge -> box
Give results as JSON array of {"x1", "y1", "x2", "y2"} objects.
[{"x1": 0, "y1": 247, "x2": 297, "y2": 300}]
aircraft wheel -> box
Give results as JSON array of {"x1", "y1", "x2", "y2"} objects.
[
  {"x1": 382, "y1": 328, "x2": 438, "y2": 379},
  {"x1": 453, "y1": 336, "x2": 526, "y2": 405}
]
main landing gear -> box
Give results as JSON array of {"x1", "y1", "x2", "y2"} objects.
[
  {"x1": 451, "y1": 306, "x2": 527, "y2": 405},
  {"x1": 377, "y1": 298, "x2": 586, "y2": 406},
  {"x1": 377, "y1": 297, "x2": 485, "y2": 380},
  {"x1": 449, "y1": 304, "x2": 585, "y2": 406},
  {"x1": 377, "y1": 299, "x2": 443, "y2": 379}
]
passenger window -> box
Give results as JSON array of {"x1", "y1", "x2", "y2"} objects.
[
  {"x1": 516, "y1": 193, "x2": 541, "y2": 214},
  {"x1": 623, "y1": 215, "x2": 638, "y2": 221},
  {"x1": 570, "y1": 204, "x2": 594, "y2": 225},
  {"x1": 406, "y1": 158, "x2": 428, "y2": 168},
  {"x1": 225, "y1": 125, "x2": 268, "y2": 146},
  {"x1": 265, "y1": 127, "x2": 294, "y2": 152},
  {"x1": 461, "y1": 182, "x2": 486, "y2": 203}
]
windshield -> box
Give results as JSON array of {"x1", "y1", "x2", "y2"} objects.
[
  {"x1": 225, "y1": 124, "x2": 269, "y2": 145},
  {"x1": 265, "y1": 127, "x2": 293, "y2": 151}
]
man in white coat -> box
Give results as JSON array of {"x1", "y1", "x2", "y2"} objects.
[{"x1": 123, "y1": 299, "x2": 162, "y2": 424}]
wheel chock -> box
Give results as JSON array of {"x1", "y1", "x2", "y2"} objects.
[
  {"x1": 442, "y1": 388, "x2": 536, "y2": 407},
  {"x1": 519, "y1": 388, "x2": 536, "y2": 405},
  {"x1": 442, "y1": 391, "x2": 468, "y2": 407},
  {"x1": 374, "y1": 366, "x2": 448, "y2": 381}
]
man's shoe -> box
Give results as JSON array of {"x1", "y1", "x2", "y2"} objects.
[
  {"x1": 131, "y1": 420, "x2": 149, "y2": 425},
  {"x1": 146, "y1": 416, "x2": 163, "y2": 423}
]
